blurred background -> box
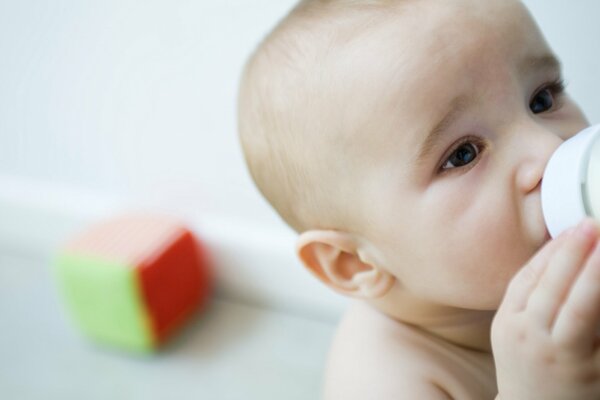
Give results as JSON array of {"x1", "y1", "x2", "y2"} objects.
[{"x1": 1, "y1": 1, "x2": 599, "y2": 399}]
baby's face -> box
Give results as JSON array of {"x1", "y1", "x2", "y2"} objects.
[{"x1": 338, "y1": 0, "x2": 589, "y2": 309}]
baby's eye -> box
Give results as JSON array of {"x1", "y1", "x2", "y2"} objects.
[
  {"x1": 440, "y1": 140, "x2": 482, "y2": 172},
  {"x1": 530, "y1": 89, "x2": 554, "y2": 114},
  {"x1": 529, "y1": 79, "x2": 565, "y2": 114}
]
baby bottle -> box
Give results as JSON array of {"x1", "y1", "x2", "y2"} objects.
[{"x1": 542, "y1": 124, "x2": 600, "y2": 238}]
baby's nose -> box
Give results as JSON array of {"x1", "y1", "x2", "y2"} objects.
[
  {"x1": 517, "y1": 160, "x2": 544, "y2": 193},
  {"x1": 516, "y1": 128, "x2": 564, "y2": 193}
]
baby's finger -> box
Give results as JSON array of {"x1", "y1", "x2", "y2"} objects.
[
  {"x1": 553, "y1": 242, "x2": 600, "y2": 357},
  {"x1": 525, "y1": 220, "x2": 598, "y2": 329},
  {"x1": 500, "y1": 228, "x2": 573, "y2": 314}
]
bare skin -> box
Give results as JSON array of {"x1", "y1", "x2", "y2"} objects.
[
  {"x1": 292, "y1": 1, "x2": 597, "y2": 399},
  {"x1": 324, "y1": 302, "x2": 497, "y2": 399},
  {"x1": 239, "y1": 0, "x2": 600, "y2": 398}
]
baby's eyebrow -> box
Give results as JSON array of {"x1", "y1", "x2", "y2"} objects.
[
  {"x1": 416, "y1": 95, "x2": 469, "y2": 165},
  {"x1": 519, "y1": 53, "x2": 562, "y2": 75}
]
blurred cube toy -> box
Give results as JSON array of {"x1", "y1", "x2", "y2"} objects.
[{"x1": 55, "y1": 214, "x2": 212, "y2": 353}]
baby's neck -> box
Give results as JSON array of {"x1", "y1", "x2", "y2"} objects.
[
  {"x1": 418, "y1": 309, "x2": 495, "y2": 352},
  {"x1": 371, "y1": 294, "x2": 496, "y2": 353}
]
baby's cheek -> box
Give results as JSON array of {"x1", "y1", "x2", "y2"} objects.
[
  {"x1": 452, "y1": 207, "x2": 526, "y2": 304},
  {"x1": 478, "y1": 224, "x2": 531, "y2": 290}
]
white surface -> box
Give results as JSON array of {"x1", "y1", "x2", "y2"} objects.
[
  {"x1": 587, "y1": 129, "x2": 600, "y2": 217},
  {"x1": 0, "y1": 248, "x2": 338, "y2": 400}
]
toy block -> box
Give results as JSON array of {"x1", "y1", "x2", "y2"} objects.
[{"x1": 55, "y1": 214, "x2": 212, "y2": 352}]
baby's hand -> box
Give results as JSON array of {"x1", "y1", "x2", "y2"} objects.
[{"x1": 492, "y1": 219, "x2": 600, "y2": 400}]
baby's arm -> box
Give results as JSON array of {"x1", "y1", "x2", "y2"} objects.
[{"x1": 492, "y1": 219, "x2": 600, "y2": 400}]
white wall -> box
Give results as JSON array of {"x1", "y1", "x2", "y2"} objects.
[
  {"x1": 0, "y1": 0, "x2": 298, "y2": 229},
  {"x1": 1, "y1": 0, "x2": 599, "y2": 319}
]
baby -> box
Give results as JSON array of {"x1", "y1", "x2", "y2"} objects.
[{"x1": 238, "y1": 0, "x2": 600, "y2": 398}]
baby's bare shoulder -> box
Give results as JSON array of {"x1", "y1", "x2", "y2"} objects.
[{"x1": 323, "y1": 302, "x2": 496, "y2": 400}]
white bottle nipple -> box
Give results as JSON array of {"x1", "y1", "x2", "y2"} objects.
[{"x1": 541, "y1": 124, "x2": 600, "y2": 238}]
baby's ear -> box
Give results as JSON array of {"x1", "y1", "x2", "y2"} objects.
[{"x1": 296, "y1": 230, "x2": 395, "y2": 299}]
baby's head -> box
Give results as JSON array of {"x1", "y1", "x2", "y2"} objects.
[{"x1": 238, "y1": 0, "x2": 589, "y2": 316}]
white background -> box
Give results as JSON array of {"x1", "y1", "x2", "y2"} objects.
[{"x1": 0, "y1": 0, "x2": 298, "y2": 230}]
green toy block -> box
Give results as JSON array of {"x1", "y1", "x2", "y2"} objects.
[
  {"x1": 54, "y1": 214, "x2": 212, "y2": 353},
  {"x1": 56, "y1": 253, "x2": 153, "y2": 353}
]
